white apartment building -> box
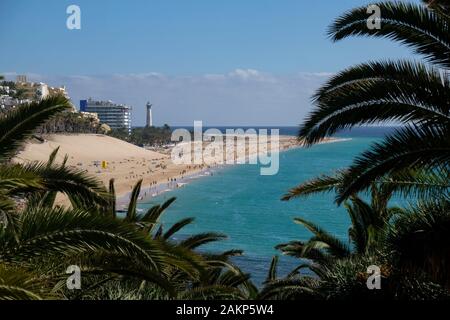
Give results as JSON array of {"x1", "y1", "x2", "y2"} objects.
[{"x1": 80, "y1": 98, "x2": 132, "y2": 133}]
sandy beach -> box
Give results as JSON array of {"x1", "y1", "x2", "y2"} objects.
[{"x1": 15, "y1": 133, "x2": 345, "y2": 207}]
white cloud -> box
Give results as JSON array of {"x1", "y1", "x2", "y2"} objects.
[
  {"x1": 297, "y1": 72, "x2": 335, "y2": 78},
  {"x1": 3, "y1": 70, "x2": 331, "y2": 126},
  {"x1": 229, "y1": 68, "x2": 260, "y2": 79}
]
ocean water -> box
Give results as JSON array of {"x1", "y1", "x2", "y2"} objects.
[{"x1": 138, "y1": 127, "x2": 397, "y2": 284}]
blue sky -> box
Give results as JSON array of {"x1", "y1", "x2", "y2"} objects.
[{"x1": 1, "y1": 0, "x2": 419, "y2": 126}]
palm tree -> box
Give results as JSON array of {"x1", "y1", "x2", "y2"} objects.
[
  {"x1": 387, "y1": 197, "x2": 450, "y2": 288},
  {"x1": 0, "y1": 264, "x2": 56, "y2": 300},
  {"x1": 0, "y1": 95, "x2": 254, "y2": 300},
  {"x1": 90, "y1": 178, "x2": 256, "y2": 300},
  {"x1": 296, "y1": 1, "x2": 449, "y2": 203},
  {"x1": 278, "y1": 171, "x2": 400, "y2": 270},
  {"x1": 304, "y1": 253, "x2": 449, "y2": 300},
  {"x1": 263, "y1": 239, "x2": 450, "y2": 300},
  {"x1": 0, "y1": 96, "x2": 110, "y2": 209},
  {"x1": 275, "y1": 1, "x2": 450, "y2": 298}
]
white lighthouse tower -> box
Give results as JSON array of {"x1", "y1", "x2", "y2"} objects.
[{"x1": 146, "y1": 102, "x2": 153, "y2": 127}]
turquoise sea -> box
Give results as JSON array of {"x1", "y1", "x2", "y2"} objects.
[{"x1": 138, "y1": 127, "x2": 398, "y2": 285}]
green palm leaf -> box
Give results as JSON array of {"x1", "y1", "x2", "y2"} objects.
[
  {"x1": 282, "y1": 170, "x2": 344, "y2": 200},
  {"x1": 329, "y1": 1, "x2": 450, "y2": 68},
  {"x1": 265, "y1": 256, "x2": 279, "y2": 283},
  {"x1": 180, "y1": 232, "x2": 227, "y2": 250},
  {"x1": 300, "y1": 60, "x2": 450, "y2": 145},
  {"x1": 337, "y1": 125, "x2": 450, "y2": 202},
  {"x1": 276, "y1": 240, "x2": 328, "y2": 263},
  {"x1": 163, "y1": 217, "x2": 194, "y2": 240},
  {"x1": 381, "y1": 167, "x2": 450, "y2": 200},
  {"x1": 26, "y1": 162, "x2": 110, "y2": 208},
  {"x1": 179, "y1": 284, "x2": 247, "y2": 300},
  {"x1": 387, "y1": 199, "x2": 450, "y2": 287},
  {"x1": 108, "y1": 179, "x2": 116, "y2": 218},
  {"x1": 293, "y1": 217, "x2": 351, "y2": 258},
  {"x1": 125, "y1": 180, "x2": 143, "y2": 222},
  {"x1": 0, "y1": 95, "x2": 72, "y2": 160},
  {"x1": 0, "y1": 264, "x2": 55, "y2": 300},
  {"x1": 258, "y1": 277, "x2": 320, "y2": 300}
]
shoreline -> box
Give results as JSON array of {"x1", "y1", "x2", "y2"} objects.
[
  {"x1": 117, "y1": 136, "x2": 352, "y2": 208},
  {"x1": 116, "y1": 165, "x2": 222, "y2": 209},
  {"x1": 15, "y1": 133, "x2": 351, "y2": 208}
]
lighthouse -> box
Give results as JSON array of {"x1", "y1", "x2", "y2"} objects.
[{"x1": 146, "y1": 102, "x2": 153, "y2": 127}]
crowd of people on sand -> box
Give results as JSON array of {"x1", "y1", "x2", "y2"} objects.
[
  {"x1": 69, "y1": 145, "x2": 251, "y2": 203},
  {"x1": 135, "y1": 163, "x2": 220, "y2": 201},
  {"x1": 72, "y1": 155, "x2": 221, "y2": 200}
]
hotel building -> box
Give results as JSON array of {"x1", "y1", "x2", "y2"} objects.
[{"x1": 80, "y1": 98, "x2": 132, "y2": 133}]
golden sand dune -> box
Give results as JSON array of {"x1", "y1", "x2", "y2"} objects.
[{"x1": 16, "y1": 134, "x2": 163, "y2": 163}]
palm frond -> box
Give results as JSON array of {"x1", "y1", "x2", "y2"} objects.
[
  {"x1": 293, "y1": 218, "x2": 351, "y2": 258},
  {"x1": 0, "y1": 164, "x2": 43, "y2": 195},
  {"x1": 276, "y1": 240, "x2": 329, "y2": 263},
  {"x1": 0, "y1": 95, "x2": 72, "y2": 160},
  {"x1": 163, "y1": 217, "x2": 194, "y2": 240},
  {"x1": 108, "y1": 179, "x2": 116, "y2": 218},
  {"x1": 179, "y1": 284, "x2": 247, "y2": 300},
  {"x1": 337, "y1": 125, "x2": 450, "y2": 203},
  {"x1": 180, "y1": 232, "x2": 227, "y2": 250},
  {"x1": 125, "y1": 180, "x2": 142, "y2": 222},
  {"x1": 265, "y1": 256, "x2": 279, "y2": 283},
  {"x1": 282, "y1": 170, "x2": 344, "y2": 201},
  {"x1": 0, "y1": 207, "x2": 167, "y2": 271},
  {"x1": 381, "y1": 167, "x2": 450, "y2": 200},
  {"x1": 46, "y1": 147, "x2": 60, "y2": 167},
  {"x1": 258, "y1": 277, "x2": 321, "y2": 300},
  {"x1": 140, "y1": 197, "x2": 176, "y2": 233},
  {"x1": 28, "y1": 162, "x2": 110, "y2": 208},
  {"x1": 387, "y1": 199, "x2": 450, "y2": 287},
  {"x1": 329, "y1": 1, "x2": 450, "y2": 68},
  {"x1": 0, "y1": 264, "x2": 55, "y2": 300},
  {"x1": 301, "y1": 60, "x2": 450, "y2": 145}
]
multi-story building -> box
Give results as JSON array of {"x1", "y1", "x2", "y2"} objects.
[
  {"x1": 80, "y1": 98, "x2": 132, "y2": 133},
  {"x1": 0, "y1": 76, "x2": 73, "y2": 112},
  {"x1": 16, "y1": 75, "x2": 27, "y2": 83}
]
